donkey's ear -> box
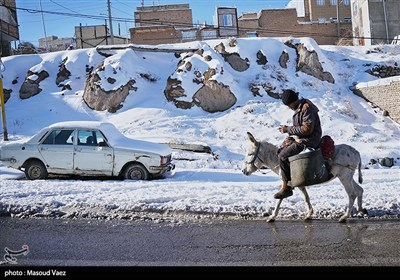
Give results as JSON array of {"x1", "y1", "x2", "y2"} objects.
[{"x1": 247, "y1": 132, "x2": 257, "y2": 143}]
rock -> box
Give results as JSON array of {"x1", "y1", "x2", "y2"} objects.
[
  {"x1": 193, "y1": 80, "x2": 237, "y2": 113},
  {"x1": 19, "y1": 70, "x2": 49, "y2": 99}
]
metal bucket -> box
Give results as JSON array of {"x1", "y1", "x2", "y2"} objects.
[{"x1": 289, "y1": 149, "x2": 330, "y2": 187}]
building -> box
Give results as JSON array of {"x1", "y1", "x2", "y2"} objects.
[
  {"x1": 216, "y1": 7, "x2": 238, "y2": 38},
  {"x1": 134, "y1": 3, "x2": 192, "y2": 28},
  {"x1": 303, "y1": 0, "x2": 352, "y2": 23},
  {"x1": 129, "y1": 1, "x2": 354, "y2": 46},
  {"x1": 131, "y1": 3, "x2": 195, "y2": 44},
  {"x1": 130, "y1": 3, "x2": 220, "y2": 44},
  {"x1": 75, "y1": 24, "x2": 128, "y2": 49},
  {"x1": 0, "y1": 0, "x2": 19, "y2": 56},
  {"x1": 351, "y1": 0, "x2": 400, "y2": 46},
  {"x1": 38, "y1": 36, "x2": 75, "y2": 52},
  {"x1": 237, "y1": 0, "x2": 352, "y2": 45}
]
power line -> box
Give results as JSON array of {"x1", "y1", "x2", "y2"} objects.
[{"x1": 49, "y1": 0, "x2": 80, "y2": 14}]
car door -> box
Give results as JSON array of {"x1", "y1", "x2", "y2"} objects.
[
  {"x1": 38, "y1": 129, "x2": 75, "y2": 173},
  {"x1": 73, "y1": 129, "x2": 114, "y2": 176}
]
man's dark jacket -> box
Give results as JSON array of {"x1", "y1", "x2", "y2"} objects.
[{"x1": 286, "y1": 99, "x2": 322, "y2": 149}]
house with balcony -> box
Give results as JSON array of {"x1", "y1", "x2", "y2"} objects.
[{"x1": 0, "y1": 0, "x2": 19, "y2": 56}]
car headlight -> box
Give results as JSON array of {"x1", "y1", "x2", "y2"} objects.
[{"x1": 160, "y1": 155, "x2": 171, "y2": 165}]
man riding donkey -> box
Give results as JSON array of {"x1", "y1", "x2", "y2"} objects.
[{"x1": 275, "y1": 89, "x2": 322, "y2": 199}]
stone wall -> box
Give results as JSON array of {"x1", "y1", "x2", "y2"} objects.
[{"x1": 354, "y1": 77, "x2": 400, "y2": 124}]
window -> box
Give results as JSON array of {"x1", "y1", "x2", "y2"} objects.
[
  {"x1": 95, "y1": 131, "x2": 108, "y2": 146},
  {"x1": 316, "y1": 0, "x2": 325, "y2": 6},
  {"x1": 223, "y1": 14, "x2": 233, "y2": 26},
  {"x1": 78, "y1": 130, "x2": 93, "y2": 146},
  {"x1": 330, "y1": 0, "x2": 337, "y2": 5},
  {"x1": 247, "y1": 32, "x2": 258, "y2": 38},
  {"x1": 201, "y1": 30, "x2": 217, "y2": 40},
  {"x1": 318, "y1": 18, "x2": 327, "y2": 23},
  {"x1": 77, "y1": 130, "x2": 106, "y2": 146},
  {"x1": 42, "y1": 130, "x2": 74, "y2": 145},
  {"x1": 343, "y1": 17, "x2": 352, "y2": 23},
  {"x1": 182, "y1": 31, "x2": 196, "y2": 41},
  {"x1": 343, "y1": 0, "x2": 350, "y2": 5}
]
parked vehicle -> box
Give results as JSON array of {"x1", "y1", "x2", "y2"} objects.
[{"x1": 0, "y1": 121, "x2": 174, "y2": 180}]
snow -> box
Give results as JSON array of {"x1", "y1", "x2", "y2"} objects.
[{"x1": 0, "y1": 38, "x2": 399, "y2": 222}]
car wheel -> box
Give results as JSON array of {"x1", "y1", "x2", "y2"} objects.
[
  {"x1": 24, "y1": 160, "x2": 48, "y2": 180},
  {"x1": 123, "y1": 163, "x2": 150, "y2": 180}
]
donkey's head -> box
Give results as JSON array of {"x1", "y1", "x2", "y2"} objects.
[{"x1": 242, "y1": 132, "x2": 263, "y2": 176}]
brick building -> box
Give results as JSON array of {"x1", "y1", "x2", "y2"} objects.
[
  {"x1": 131, "y1": 3, "x2": 197, "y2": 44},
  {"x1": 130, "y1": 1, "x2": 353, "y2": 46},
  {"x1": 304, "y1": 0, "x2": 351, "y2": 23},
  {"x1": 238, "y1": 0, "x2": 352, "y2": 45}
]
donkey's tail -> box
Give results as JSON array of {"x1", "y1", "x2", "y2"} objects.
[{"x1": 358, "y1": 160, "x2": 363, "y2": 184}]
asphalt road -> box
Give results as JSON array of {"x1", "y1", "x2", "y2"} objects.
[{"x1": 0, "y1": 217, "x2": 399, "y2": 276}]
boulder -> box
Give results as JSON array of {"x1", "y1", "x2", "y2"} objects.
[
  {"x1": 83, "y1": 63, "x2": 136, "y2": 113},
  {"x1": 19, "y1": 70, "x2": 49, "y2": 99}
]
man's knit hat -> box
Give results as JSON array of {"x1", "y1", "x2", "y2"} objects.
[{"x1": 281, "y1": 89, "x2": 299, "y2": 105}]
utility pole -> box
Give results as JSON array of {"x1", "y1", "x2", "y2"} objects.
[
  {"x1": 0, "y1": 57, "x2": 8, "y2": 141},
  {"x1": 382, "y1": 0, "x2": 389, "y2": 43},
  {"x1": 336, "y1": 0, "x2": 341, "y2": 40},
  {"x1": 107, "y1": 0, "x2": 115, "y2": 44},
  {"x1": 39, "y1": 0, "x2": 49, "y2": 52}
]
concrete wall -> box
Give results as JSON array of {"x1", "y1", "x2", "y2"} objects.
[
  {"x1": 352, "y1": 0, "x2": 400, "y2": 46},
  {"x1": 369, "y1": 0, "x2": 400, "y2": 45},
  {"x1": 354, "y1": 78, "x2": 400, "y2": 124},
  {"x1": 75, "y1": 25, "x2": 127, "y2": 48}
]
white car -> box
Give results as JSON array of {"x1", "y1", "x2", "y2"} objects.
[{"x1": 0, "y1": 121, "x2": 175, "y2": 180}]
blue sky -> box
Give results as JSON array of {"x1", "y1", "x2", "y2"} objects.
[{"x1": 16, "y1": 0, "x2": 292, "y2": 46}]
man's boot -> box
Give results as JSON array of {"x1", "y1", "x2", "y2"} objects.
[{"x1": 273, "y1": 183, "x2": 293, "y2": 199}]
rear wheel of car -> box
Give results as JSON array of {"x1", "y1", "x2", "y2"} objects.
[
  {"x1": 123, "y1": 163, "x2": 150, "y2": 180},
  {"x1": 24, "y1": 160, "x2": 48, "y2": 180}
]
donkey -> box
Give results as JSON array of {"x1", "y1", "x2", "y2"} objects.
[{"x1": 242, "y1": 132, "x2": 366, "y2": 223}]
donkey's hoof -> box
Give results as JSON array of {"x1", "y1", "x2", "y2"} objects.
[
  {"x1": 267, "y1": 217, "x2": 276, "y2": 223},
  {"x1": 338, "y1": 215, "x2": 347, "y2": 223},
  {"x1": 304, "y1": 216, "x2": 312, "y2": 221}
]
